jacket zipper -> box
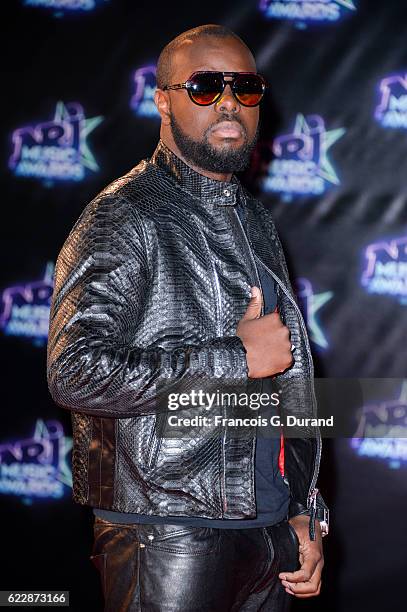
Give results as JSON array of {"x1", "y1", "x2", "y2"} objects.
[
  {"x1": 217, "y1": 204, "x2": 264, "y2": 516},
  {"x1": 232, "y1": 205, "x2": 264, "y2": 317},
  {"x1": 232, "y1": 199, "x2": 321, "y2": 517},
  {"x1": 234, "y1": 204, "x2": 290, "y2": 502},
  {"x1": 250, "y1": 250, "x2": 322, "y2": 513},
  {"x1": 212, "y1": 265, "x2": 223, "y2": 338},
  {"x1": 231, "y1": 204, "x2": 267, "y2": 520}
]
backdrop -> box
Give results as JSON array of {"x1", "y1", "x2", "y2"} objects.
[{"x1": 1, "y1": 1, "x2": 406, "y2": 610}]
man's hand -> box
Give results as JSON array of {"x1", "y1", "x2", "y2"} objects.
[
  {"x1": 236, "y1": 285, "x2": 294, "y2": 378},
  {"x1": 279, "y1": 514, "x2": 324, "y2": 598}
]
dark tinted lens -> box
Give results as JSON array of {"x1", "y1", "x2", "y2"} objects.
[
  {"x1": 188, "y1": 72, "x2": 224, "y2": 105},
  {"x1": 233, "y1": 74, "x2": 265, "y2": 106}
]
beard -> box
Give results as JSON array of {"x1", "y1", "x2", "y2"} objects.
[{"x1": 170, "y1": 112, "x2": 260, "y2": 174}]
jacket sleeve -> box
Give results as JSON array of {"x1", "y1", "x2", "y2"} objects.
[
  {"x1": 47, "y1": 194, "x2": 249, "y2": 419},
  {"x1": 288, "y1": 490, "x2": 330, "y2": 538}
]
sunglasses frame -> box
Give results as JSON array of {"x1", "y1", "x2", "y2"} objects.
[{"x1": 163, "y1": 70, "x2": 267, "y2": 107}]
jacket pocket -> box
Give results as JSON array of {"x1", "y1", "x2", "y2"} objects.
[{"x1": 141, "y1": 525, "x2": 221, "y2": 556}]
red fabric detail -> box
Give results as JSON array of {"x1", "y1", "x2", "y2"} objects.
[{"x1": 278, "y1": 430, "x2": 285, "y2": 477}]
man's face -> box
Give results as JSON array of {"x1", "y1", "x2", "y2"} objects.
[{"x1": 162, "y1": 37, "x2": 260, "y2": 174}]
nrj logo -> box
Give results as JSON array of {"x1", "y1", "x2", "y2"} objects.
[
  {"x1": 361, "y1": 236, "x2": 407, "y2": 304},
  {"x1": 0, "y1": 419, "x2": 72, "y2": 500},
  {"x1": 375, "y1": 73, "x2": 407, "y2": 129},
  {"x1": 0, "y1": 262, "x2": 54, "y2": 345},
  {"x1": 295, "y1": 278, "x2": 333, "y2": 349},
  {"x1": 130, "y1": 65, "x2": 160, "y2": 119},
  {"x1": 351, "y1": 382, "x2": 407, "y2": 469},
  {"x1": 259, "y1": 0, "x2": 356, "y2": 24},
  {"x1": 9, "y1": 101, "x2": 103, "y2": 182},
  {"x1": 261, "y1": 114, "x2": 345, "y2": 198},
  {"x1": 22, "y1": 0, "x2": 108, "y2": 12}
]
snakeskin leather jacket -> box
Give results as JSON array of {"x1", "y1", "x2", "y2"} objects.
[{"x1": 47, "y1": 138, "x2": 330, "y2": 541}]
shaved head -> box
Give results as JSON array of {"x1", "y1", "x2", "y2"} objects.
[
  {"x1": 156, "y1": 24, "x2": 255, "y2": 90},
  {"x1": 154, "y1": 24, "x2": 260, "y2": 181}
]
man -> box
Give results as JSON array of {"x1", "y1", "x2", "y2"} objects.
[{"x1": 47, "y1": 24, "x2": 329, "y2": 611}]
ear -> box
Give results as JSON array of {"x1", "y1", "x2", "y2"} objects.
[{"x1": 154, "y1": 89, "x2": 171, "y2": 125}]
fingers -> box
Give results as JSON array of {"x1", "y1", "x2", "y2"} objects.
[
  {"x1": 285, "y1": 580, "x2": 322, "y2": 598},
  {"x1": 256, "y1": 310, "x2": 287, "y2": 328},
  {"x1": 279, "y1": 545, "x2": 324, "y2": 582},
  {"x1": 280, "y1": 558, "x2": 324, "y2": 598}
]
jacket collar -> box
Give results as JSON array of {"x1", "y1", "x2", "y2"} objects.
[{"x1": 149, "y1": 138, "x2": 241, "y2": 206}]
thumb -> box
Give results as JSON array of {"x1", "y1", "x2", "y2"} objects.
[{"x1": 242, "y1": 286, "x2": 263, "y2": 320}]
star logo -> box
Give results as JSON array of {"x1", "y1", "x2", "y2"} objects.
[
  {"x1": 292, "y1": 114, "x2": 345, "y2": 186},
  {"x1": 263, "y1": 114, "x2": 345, "y2": 196},
  {"x1": 335, "y1": 1, "x2": 356, "y2": 9},
  {"x1": 296, "y1": 278, "x2": 333, "y2": 349},
  {"x1": 53, "y1": 101, "x2": 103, "y2": 172},
  {"x1": 9, "y1": 101, "x2": 103, "y2": 181}
]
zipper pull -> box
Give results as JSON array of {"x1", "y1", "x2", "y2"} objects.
[
  {"x1": 309, "y1": 487, "x2": 319, "y2": 506},
  {"x1": 308, "y1": 487, "x2": 318, "y2": 541}
]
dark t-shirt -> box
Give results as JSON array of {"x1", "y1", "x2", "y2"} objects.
[{"x1": 93, "y1": 193, "x2": 290, "y2": 527}]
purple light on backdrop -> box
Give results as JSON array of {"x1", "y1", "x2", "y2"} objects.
[
  {"x1": 259, "y1": 0, "x2": 356, "y2": 25},
  {"x1": 361, "y1": 236, "x2": 407, "y2": 304},
  {"x1": 22, "y1": 0, "x2": 109, "y2": 12},
  {"x1": 0, "y1": 419, "x2": 72, "y2": 501},
  {"x1": 351, "y1": 382, "x2": 407, "y2": 469},
  {"x1": 9, "y1": 101, "x2": 103, "y2": 183},
  {"x1": 261, "y1": 114, "x2": 345, "y2": 199},
  {"x1": 130, "y1": 65, "x2": 160, "y2": 119},
  {"x1": 375, "y1": 73, "x2": 407, "y2": 129},
  {"x1": 0, "y1": 262, "x2": 54, "y2": 345}
]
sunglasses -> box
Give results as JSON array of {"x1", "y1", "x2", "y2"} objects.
[{"x1": 163, "y1": 71, "x2": 267, "y2": 107}]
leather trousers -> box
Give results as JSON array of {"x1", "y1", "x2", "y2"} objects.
[{"x1": 90, "y1": 516, "x2": 301, "y2": 612}]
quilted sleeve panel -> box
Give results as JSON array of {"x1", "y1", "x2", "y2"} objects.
[{"x1": 46, "y1": 193, "x2": 249, "y2": 418}]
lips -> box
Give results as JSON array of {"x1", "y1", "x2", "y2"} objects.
[{"x1": 211, "y1": 121, "x2": 243, "y2": 138}]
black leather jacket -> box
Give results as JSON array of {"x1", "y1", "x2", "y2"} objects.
[{"x1": 47, "y1": 138, "x2": 329, "y2": 541}]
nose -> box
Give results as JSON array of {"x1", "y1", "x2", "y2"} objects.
[{"x1": 215, "y1": 81, "x2": 239, "y2": 113}]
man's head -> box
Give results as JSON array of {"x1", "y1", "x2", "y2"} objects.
[{"x1": 154, "y1": 25, "x2": 261, "y2": 179}]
